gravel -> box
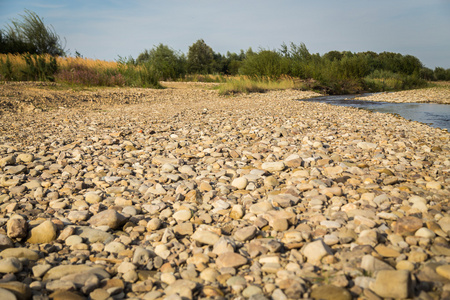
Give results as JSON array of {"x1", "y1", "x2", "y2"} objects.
[{"x1": 0, "y1": 81, "x2": 449, "y2": 299}]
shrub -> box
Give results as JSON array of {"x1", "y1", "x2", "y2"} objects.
[
  {"x1": 136, "y1": 44, "x2": 186, "y2": 80},
  {"x1": 239, "y1": 49, "x2": 289, "y2": 79}
]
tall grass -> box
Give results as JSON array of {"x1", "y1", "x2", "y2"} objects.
[
  {"x1": 0, "y1": 53, "x2": 161, "y2": 88},
  {"x1": 218, "y1": 76, "x2": 307, "y2": 95},
  {"x1": 0, "y1": 53, "x2": 57, "y2": 81}
]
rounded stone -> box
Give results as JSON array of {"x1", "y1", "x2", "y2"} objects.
[
  {"x1": 0, "y1": 257, "x2": 22, "y2": 273},
  {"x1": 173, "y1": 210, "x2": 192, "y2": 222},
  {"x1": 85, "y1": 192, "x2": 102, "y2": 204},
  {"x1": 414, "y1": 227, "x2": 435, "y2": 239},
  {"x1": 231, "y1": 177, "x2": 248, "y2": 190},
  {"x1": 0, "y1": 287, "x2": 17, "y2": 300},
  {"x1": 27, "y1": 220, "x2": 57, "y2": 244},
  {"x1": 65, "y1": 235, "x2": 83, "y2": 246}
]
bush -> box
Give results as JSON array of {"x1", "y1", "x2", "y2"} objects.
[
  {"x1": 136, "y1": 44, "x2": 186, "y2": 80},
  {"x1": 434, "y1": 67, "x2": 450, "y2": 81},
  {"x1": 239, "y1": 50, "x2": 289, "y2": 79}
]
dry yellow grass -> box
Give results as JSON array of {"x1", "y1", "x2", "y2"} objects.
[
  {"x1": 56, "y1": 56, "x2": 118, "y2": 71},
  {"x1": 0, "y1": 54, "x2": 119, "y2": 72}
]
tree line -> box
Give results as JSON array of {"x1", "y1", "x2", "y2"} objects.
[{"x1": 1, "y1": 10, "x2": 450, "y2": 93}]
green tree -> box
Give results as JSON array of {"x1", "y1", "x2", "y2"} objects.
[
  {"x1": 239, "y1": 49, "x2": 288, "y2": 79},
  {"x1": 137, "y1": 44, "x2": 186, "y2": 80},
  {"x1": 2, "y1": 9, "x2": 65, "y2": 56},
  {"x1": 323, "y1": 50, "x2": 344, "y2": 62},
  {"x1": 419, "y1": 67, "x2": 434, "y2": 81},
  {"x1": 187, "y1": 39, "x2": 214, "y2": 74},
  {"x1": 435, "y1": 67, "x2": 450, "y2": 81},
  {"x1": 0, "y1": 28, "x2": 37, "y2": 54}
]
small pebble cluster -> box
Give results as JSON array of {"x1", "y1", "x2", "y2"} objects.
[{"x1": 0, "y1": 82, "x2": 449, "y2": 300}]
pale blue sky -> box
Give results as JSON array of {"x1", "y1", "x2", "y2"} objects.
[{"x1": 0, "y1": 0, "x2": 449, "y2": 68}]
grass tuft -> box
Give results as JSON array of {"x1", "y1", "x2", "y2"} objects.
[{"x1": 218, "y1": 76, "x2": 307, "y2": 95}]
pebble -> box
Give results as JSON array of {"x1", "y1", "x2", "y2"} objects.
[{"x1": 0, "y1": 83, "x2": 448, "y2": 299}]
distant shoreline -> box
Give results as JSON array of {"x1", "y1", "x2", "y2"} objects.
[{"x1": 354, "y1": 86, "x2": 450, "y2": 104}]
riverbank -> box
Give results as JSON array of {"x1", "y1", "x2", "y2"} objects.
[
  {"x1": 355, "y1": 83, "x2": 450, "y2": 104},
  {"x1": 0, "y1": 82, "x2": 449, "y2": 299}
]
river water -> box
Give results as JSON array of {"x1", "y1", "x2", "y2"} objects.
[{"x1": 300, "y1": 94, "x2": 450, "y2": 131}]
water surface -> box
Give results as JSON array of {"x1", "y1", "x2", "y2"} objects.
[{"x1": 300, "y1": 95, "x2": 450, "y2": 131}]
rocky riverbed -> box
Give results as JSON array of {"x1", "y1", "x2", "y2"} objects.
[{"x1": 0, "y1": 82, "x2": 449, "y2": 300}]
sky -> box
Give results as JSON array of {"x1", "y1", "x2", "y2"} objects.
[{"x1": 0, "y1": 0, "x2": 449, "y2": 69}]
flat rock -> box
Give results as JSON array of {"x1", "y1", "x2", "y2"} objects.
[
  {"x1": 261, "y1": 162, "x2": 286, "y2": 172},
  {"x1": 164, "y1": 279, "x2": 197, "y2": 298},
  {"x1": 360, "y1": 255, "x2": 394, "y2": 273},
  {"x1": 43, "y1": 265, "x2": 110, "y2": 281},
  {"x1": 394, "y1": 216, "x2": 423, "y2": 236},
  {"x1": 0, "y1": 248, "x2": 39, "y2": 260},
  {"x1": 311, "y1": 285, "x2": 352, "y2": 300},
  {"x1": 192, "y1": 230, "x2": 220, "y2": 245},
  {"x1": 370, "y1": 270, "x2": 412, "y2": 299},
  {"x1": 234, "y1": 226, "x2": 257, "y2": 241},
  {"x1": 216, "y1": 252, "x2": 248, "y2": 269},
  {"x1": 75, "y1": 226, "x2": 113, "y2": 243}
]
